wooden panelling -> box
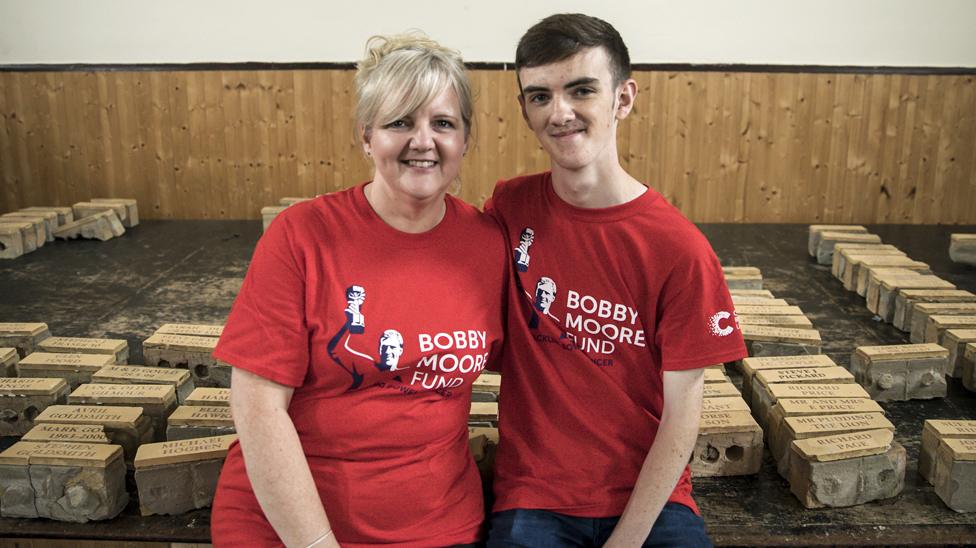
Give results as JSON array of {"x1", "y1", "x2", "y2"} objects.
[{"x1": 1, "y1": 69, "x2": 973, "y2": 222}]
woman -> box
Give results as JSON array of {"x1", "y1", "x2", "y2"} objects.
[{"x1": 210, "y1": 33, "x2": 507, "y2": 547}]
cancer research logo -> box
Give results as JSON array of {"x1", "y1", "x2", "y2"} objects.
[
  {"x1": 326, "y1": 284, "x2": 405, "y2": 390},
  {"x1": 708, "y1": 310, "x2": 737, "y2": 337}
]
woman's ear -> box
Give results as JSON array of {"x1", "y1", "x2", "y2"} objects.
[{"x1": 361, "y1": 125, "x2": 373, "y2": 156}]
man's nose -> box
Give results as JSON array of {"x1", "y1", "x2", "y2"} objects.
[{"x1": 549, "y1": 94, "x2": 574, "y2": 126}]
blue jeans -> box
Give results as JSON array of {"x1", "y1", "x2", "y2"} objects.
[{"x1": 487, "y1": 502, "x2": 712, "y2": 548}]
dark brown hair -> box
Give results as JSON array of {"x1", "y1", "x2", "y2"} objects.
[{"x1": 515, "y1": 13, "x2": 631, "y2": 86}]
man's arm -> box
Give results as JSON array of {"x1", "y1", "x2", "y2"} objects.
[
  {"x1": 231, "y1": 367, "x2": 339, "y2": 547},
  {"x1": 603, "y1": 367, "x2": 705, "y2": 546}
]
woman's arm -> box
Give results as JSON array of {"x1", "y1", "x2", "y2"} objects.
[{"x1": 231, "y1": 367, "x2": 339, "y2": 547}]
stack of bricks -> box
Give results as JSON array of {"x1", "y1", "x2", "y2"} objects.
[
  {"x1": 166, "y1": 387, "x2": 234, "y2": 441},
  {"x1": 53, "y1": 198, "x2": 138, "y2": 242},
  {"x1": 919, "y1": 419, "x2": 976, "y2": 512},
  {"x1": 725, "y1": 271, "x2": 823, "y2": 356},
  {"x1": 143, "y1": 323, "x2": 228, "y2": 388},
  {"x1": 261, "y1": 196, "x2": 314, "y2": 231},
  {"x1": 816, "y1": 227, "x2": 969, "y2": 339},
  {"x1": 134, "y1": 434, "x2": 237, "y2": 516},
  {"x1": 850, "y1": 344, "x2": 949, "y2": 402},
  {"x1": 808, "y1": 225, "x2": 882, "y2": 266},
  {"x1": 0, "y1": 323, "x2": 52, "y2": 358},
  {"x1": 949, "y1": 234, "x2": 976, "y2": 266},
  {"x1": 693, "y1": 367, "x2": 763, "y2": 477}
]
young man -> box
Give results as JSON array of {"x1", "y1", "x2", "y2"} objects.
[{"x1": 485, "y1": 13, "x2": 747, "y2": 547}]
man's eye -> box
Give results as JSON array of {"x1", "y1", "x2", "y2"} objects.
[
  {"x1": 529, "y1": 94, "x2": 550, "y2": 104},
  {"x1": 573, "y1": 87, "x2": 595, "y2": 97}
]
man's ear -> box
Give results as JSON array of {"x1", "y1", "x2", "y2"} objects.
[
  {"x1": 517, "y1": 94, "x2": 529, "y2": 123},
  {"x1": 615, "y1": 78, "x2": 638, "y2": 120}
]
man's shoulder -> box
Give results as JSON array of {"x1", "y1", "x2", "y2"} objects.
[{"x1": 492, "y1": 171, "x2": 550, "y2": 204}]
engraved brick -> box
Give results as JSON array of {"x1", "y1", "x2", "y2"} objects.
[
  {"x1": 775, "y1": 412, "x2": 894, "y2": 477},
  {"x1": 702, "y1": 381, "x2": 740, "y2": 399},
  {"x1": 28, "y1": 442, "x2": 128, "y2": 522},
  {"x1": 17, "y1": 352, "x2": 116, "y2": 390},
  {"x1": 701, "y1": 397, "x2": 750, "y2": 414},
  {"x1": 166, "y1": 405, "x2": 235, "y2": 441},
  {"x1": 941, "y1": 329, "x2": 976, "y2": 378},
  {"x1": 473, "y1": 373, "x2": 501, "y2": 394},
  {"x1": 134, "y1": 434, "x2": 236, "y2": 516},
  {"x1": 53, "y1": 209, "x2": 125, "y2": 241},
  {"x1": 893, "y1": 289, "x2": 976, "y2": 332},
  {"x1": 741, "y1": 325, "x2": 822, "y2": 357},
  {"x1": 184, "y1": 387, "x2": 230, "y2": 407},
  {"x1": 729, "y1": 290, "x2": 774, "y2": 298},
  {"x1": 37, "y1": 337, "x2": 129, "y2": 365},
  {"x1": 925, "y1": 315, "x2": 976, "y2": 345},
  {"x1": 932, "y1": 437, "x2": 976, "y2": 512},
  {"x1": 735, "y1": 315, "x2": 813, "y2": 329},
  {"x1": 142, "y1": 333, "x2": 229, "y2": 388},
  {"x1": 766, "y1": 398, "x2": 883, "y2": 473},
  {"x1": 731, "y1": 296, "x2": 789, "y2": 306},
  {"x1": 0, "y1": 347, "x2": 18, "y2": 377},
  {"x1": 0, "y1": 441, "x2": 49, "y2": 518},
  {"x1": 835, "y1": 246, "x2": 905, "y2": 284},
  {"x1": 919, "y1": 420, "x2": 976, "y2": 484},
  {"x1": 34, "y1": 405, "x2": 153, "y2": 461},
  {"x1": 816, "y1": 231, "x2": 881, "y2": 265},
  {"x1": 788, "y1": 430, "x2": 904, "y2": 508},
  {"x1": 692, "y1": 411, "x2": 762, "y2": 477},
  {"x1": 703, "y1": 369, "x2": 730, "y2": 384},
  {"x1": 0, "y1": 217, "x2": 45, "y2": 249},
  {"x1": 910, "y1": 302, "x2": 976, "y2": 343},
  {"x1": 725, "y1": 271, "x2": 763, "y2": 290},
  {"x1": 154, "y1": 323, "x2": 224, "y2": 338},
  {"x1": 808, "y1": 225, "x2": 869, "y2": 258},
  {"x1": 762, "y1": 383, "x2": 871, "y2": 431},
  {"x1": 851, "y1": 344, "x2": 948, "y2": 401},
  {"x1": 752, "y1": 367, "x2": 855, "y2": 426},
  {"x1": 875, "y1": 276, "x2": 957, "y2": 320},
  {"x1": 68, "y1": 383, "x2": 177, "y2": 442},
  {"x1": 92, "y1": 364, "x2": 195, "y2": 403},
  {"x1": 857, "y1": 266, "x2": 918, "y2": 298},
  {"x1": 738, "y1": 354, "x2": 836, "y2": 404},
  {"x1": 949, "y1": 234, "x2": 976, "y2": 267},
  {"x1": 22, "y1": 423, "x2": 112, "y2": 445},
  {"x1": 0, "y1": 224, "x2": 26, "y2": 260},
  {"x1": 0, "y1": 322, "x2": 51, "y2": 358},
  {"x1": 843, "y1": 254, "x2": 924, "y2": 293},
  {"x1": 469, "y1": 402, "x2": 498, "y2": 425},
  {"x1": 19, "y1": 206, "x2": 74, "y2": 226},
  {"x1": 90, "y1": 198, "x2": 139, "y2": 227},
  {"x1": 0, "y1": 378, "x2": 70, "y2": 436}
]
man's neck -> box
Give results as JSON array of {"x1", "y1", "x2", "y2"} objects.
[{"x1": 550, "y1": 158, "x2": 646, "y2": 209}]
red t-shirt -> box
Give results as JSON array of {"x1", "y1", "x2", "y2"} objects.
[
  {"x1": 485, "y1": 172, "x2": 747, "y2": 517},
  {"x1": 210, "y1": 184, "x2": 508, "y2": 547}
]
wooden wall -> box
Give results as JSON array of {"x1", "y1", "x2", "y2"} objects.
[{"x1": 1, "y1": 69, "x2": 974, "y2": 223}]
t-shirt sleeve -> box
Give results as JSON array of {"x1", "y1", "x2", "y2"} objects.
[
  {"x1": 655, "y1": 241, "x2": 747, "y2": 371},
  {"x1": 213, "y1": 216, "x2": 310, "y2": 387}
]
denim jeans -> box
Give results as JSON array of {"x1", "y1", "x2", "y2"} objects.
[{"x1": 486, "y1": 502, "x2": 712, "y2": 548}]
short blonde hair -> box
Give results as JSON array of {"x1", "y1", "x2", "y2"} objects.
[{"x1": 355, "y1": 32, "x2": 472, "y2": 140}]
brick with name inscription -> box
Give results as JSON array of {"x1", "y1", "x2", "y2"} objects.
[
  {"x1": 37, "y1": 337, "x2": 128, "y2": 365},
  {"x1": 808, "y1": 225, "x2": 868, "y2": 258},
  {"x1": 0, "y1": 347, "x2": 18, "y2": 377},
  {"x1": 92, "y1": 364, "x2": 195, "y2": 403},
  {"x1": 919, "y1": 420, "x2": 976, "y2": 484},
  {"x1": 0, "y1": 441, "x2": 48, "y2": 517},
  {"x1": 875, "y1": 276, "x2": 956, "y2": 321},
  {"x1": 134, "y1": 434, "x2": 236, "y2": 516},
  {"x1": 741, "y1": 325, "x2": 822, "y2": 358},
  {"x1": 932, "y1": 437, "x2": 976, "y2": 512},
  {"x1": 22, "y1": 423, "x2": 111, "y2": 445},
  {"x1": 27, "y1": 442, "x2": 128, "y2": 522},
  {"x1": 17, "y1": 352, "x2": 116, "y2": 390},
  {"x1": 858, "y1": 266, "x2": 919, "y2": 299},
  {"x1": 68, "y1": 383, "x2": 177, "y2": 442},
  {"x1": 34, "y1": 405, "x2": 153, "y2": 461},
  {"x1": 774, "y1": 412, "x2": 893, "y2": 477},
  {"x1": 893, "y1": 289, "x2": 976, "y2": 332},
  {"x1": 738, "y1": 355, "x2": 836, "y2": 404},
  {"x1": 851, "y1": 343, "x2": 948, "y2": 401},
  {"x1": 842, "y1": 253, "x2": 919, "y2": 293},
  {"x1": 788, "y1": 429, "x2": 904, "y2": 508},
  {"x1": 692, "y1": 410, "x2": 762, "y2": 477},
  {"x1": 910, "y1": 302, "x2": 976, "y2": 343},
  {"x1": 836, "y1": 247, "x2": 906, "y2": 286},
  {"x1": 166, "y1": 405, "x2": 235, "y2": 441},
  {"x1": 0, "y1": 378, "x2": 70, "y2": 436},
  {"x1": 941, "y1": 329, "x2": 976, "y2": 378},
  {"x1": 184, "y1": 387, "x2": 230, "y2": 407},
  {"x1": 154, "y1": 323, "x2": 224, "y2": 338},
  {"x1": 816, "y1": 231, "x2": 881, "y2": 265},
  {"x1": 142, "y1": 333, "x2": 230, "y2": 388},
  {"x1": 925, "y1": 315, "x2": 976, "y2": 346}
]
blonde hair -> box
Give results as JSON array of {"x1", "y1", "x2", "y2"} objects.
[{"x1": 355, "y1": 32, "x2": 473, "y2": 140}]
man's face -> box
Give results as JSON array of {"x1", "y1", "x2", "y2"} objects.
[
  {"x1": 379, "y1": 334, "x2": 404, "y2": 369},
  {"x1": 535, "y1": 282, "x2": 556, "y2": 313},
  {"x1": 520, "y1": 228, "x2": 535, "y2": 246},
  {"x1": 517, "y1": 47, "x2": 631, "y2": 172}
]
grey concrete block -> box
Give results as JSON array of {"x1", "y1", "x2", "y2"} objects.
[
  {"x1": 932, "y1": 438, "x2": 976, "y2": 512},
  {"x1": 28, "y1": 443, "x2": 128, "y2": 522},
  {"x1": 789, "y1": 441, "x2": 905, "y2": 509},
  {"x1": 0, "y1": 323, "x2": 52, "y2": 358}
]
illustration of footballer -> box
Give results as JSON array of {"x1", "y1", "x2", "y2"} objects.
[
  {"x1": 514, "y1": 227, "x2": 535, "y2": 272},
  {"x1": 528, "y1": 276, "x2": 558, "y2": 329},
  {"x1": 327, "y1": 284, "x2": 405, "y2": 389}
]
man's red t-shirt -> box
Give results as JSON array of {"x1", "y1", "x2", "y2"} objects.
[
  {"x1": 486, "y1": 172, "x2": 747, "y2": 517},
  {"x1": 210, "y1": 184, "x2": 508, "y2": 547}
]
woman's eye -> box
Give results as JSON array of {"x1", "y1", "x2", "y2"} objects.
[
  {"x1": 386, "y1": 120, "x2": 408, "y2": 129},
  {"x1": 435, "y1": 120, "x2": 455, "y2": 129}
]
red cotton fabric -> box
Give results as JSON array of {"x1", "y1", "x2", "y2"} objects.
[
  {"x1": 210, "y1": 184, "x2": 508, "y2": 547},
  {"x1": 485, "y1": 172, "x2": 747, "y2": 518}
]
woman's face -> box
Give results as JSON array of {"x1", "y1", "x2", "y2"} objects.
[{"x1": 363, "y1": 86, "x2": 467, "y2": 204}]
